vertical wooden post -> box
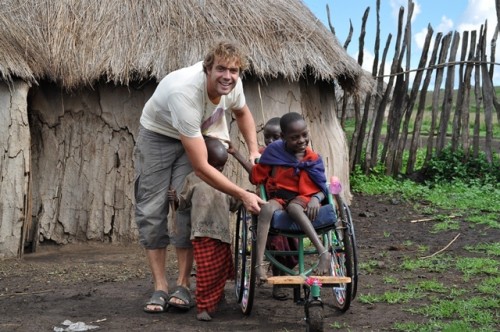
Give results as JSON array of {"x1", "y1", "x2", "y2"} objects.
[
  {"x1": 349, "y1": 7, "x2": 370, "y2": 170},
  {"x1": 425, "y1": 32, "x2": 452, "y2": 165},
  {"x1": 472, "y1": 26, "x2": 484, "y2": 159},
  {"x1": 406, "y1": 26, "x2": 435, "y2": 174},
  {"x1": 436, "y1": 32, "x2": 460, "y2": 152},
  {"x1": 461, "y1": 31, "x2": 477, "y2": 157},
  {"x1": 451, "y1": 31, "x2": 469, "y2": 152}
]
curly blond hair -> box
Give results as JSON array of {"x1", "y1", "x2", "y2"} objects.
[{"x1": 203, "y1": 40, "x2": 249, "y2": 74}]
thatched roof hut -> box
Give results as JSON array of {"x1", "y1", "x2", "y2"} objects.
[{"x1": 0, "y1": 0, "x2": 371, "y2": 258}]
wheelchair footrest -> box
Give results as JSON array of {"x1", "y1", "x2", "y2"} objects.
[{"x1": 266, "y1": 275, "x2": 351, "y2": 285}]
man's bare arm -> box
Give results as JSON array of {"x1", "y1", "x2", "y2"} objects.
[{"x1": 180, "y1": 134, "x2": 264, "y2": 214}]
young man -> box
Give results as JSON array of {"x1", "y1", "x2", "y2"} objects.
[{"x1": 134, "y1": 40, "x2": 264, "y2": 313}]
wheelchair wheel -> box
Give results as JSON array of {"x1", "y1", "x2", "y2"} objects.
[
  {"x1": 329, "y1": 195, "x2": 357, "y2": 312},
  {"x1": 305, "y1": 303, "x2": 324, "y2": 332},
  {"x1": 342, "y1": 201, "x2": 359, "y2": 299},
  {"x1": 233, "y1": 206, "x2": 256, "y2": 315}
]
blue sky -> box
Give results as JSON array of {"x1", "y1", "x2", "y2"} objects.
[{"x1": 303, "y1": 0, "x2": 498, "y2": 85}]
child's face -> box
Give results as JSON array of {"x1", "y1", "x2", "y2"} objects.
[
  {"x1": 263, "y1": 124, "x2": 281, "y2": 146},
  {"x1": 282, "y1": 120, "x2": 309, "y2": 154}
]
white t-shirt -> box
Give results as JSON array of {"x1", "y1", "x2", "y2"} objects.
[{"x1": 140, "y1": 61, "x2": 246, "y2": 142}]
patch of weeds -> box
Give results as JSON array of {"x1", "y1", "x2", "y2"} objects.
[
  {"x1": 401, "y1": 255, "x2": 453, "y2": 273},
  {"x1": 351, "y1": 166, "x2": 428, "y2": 201},
  {"x1": 424, "y1": 182, "x2": 500, "y2": 213},
  {"x1": 448, "y1": 287, "x2": 467, "y2": 297},
  {"x1": 465, "y1": 213, "x2": 500, "y2": 229},
  {"x1": 416, "y1": 297, "x2": 498, "y2": 329},
  {"x1": 383, "y1": 276, "x2": 399, "y2": 284},
  {"x1": 359, "y1": 288, "x2": 420, "y2": 304},
  {"x1": 403, "y1": 240, "x2": 413, "y2": 247},
  {"x1": 392, "y1": 321, "x2": 422, "y2": 331},
  {"x1": 431, "y1": 219, "x2": 460, "y2": 232},
  {"x1": 328, "y1": 321, "x2": 351, "y2": 330},
  {"x1": 414, "y1": 279, "x2": 448, "y2": 293},
  {"x1": 358, "y1": 292, "x2": 379, "y2": 304},
  {"x1": 476, "y1": 276, "x2": 500, "y2": 295},
  {"x1": 464, "y1": 242, "x2": 500, "y2": 256},
  {"x1": 419, "y1": 206, "x2": 437, "y2": 215},
  {"x1": 417, "y1": 245, "x2": 429, "y2": 253},
  {"x1": 383, "y1": 231, "x2": 391, "y2": 238},
  {"x1": 382, "y1": 289, "x2": 421, "y2": 303},
  {"x1": 455, "y1": 257, "x2": 499, "y2": 281},
  {"x1": 393, "y1": 320, "x2": 477, "y2": 332},
  {"x1": 358, "y1": 260, "x2": 379, "y2": 274}
]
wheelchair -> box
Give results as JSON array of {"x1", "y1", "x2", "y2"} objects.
[{"x1": 234, "y1": 182, "x2": 358, "y2": 332}]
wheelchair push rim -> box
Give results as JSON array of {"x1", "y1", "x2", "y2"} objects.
[{"x1": 233, "y1": 206, "x2": 256, "y2": 315}]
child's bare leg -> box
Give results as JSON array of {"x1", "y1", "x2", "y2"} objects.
[
  {"x1": 287, "y1": 202, "x2": 331, "y2": 275},
  {"x1": 255, "y1": 200, "x2": 282, "y2": 284},
  {"x1": 197, "y1": 311, "x2": 212, "y2": 321}
]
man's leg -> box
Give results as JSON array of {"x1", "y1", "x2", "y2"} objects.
[
  {"x1": 176, "y1": 247, "x2": 194, "y2": 288},
  {"x1": 147, "y1": 248, "x2": 168, "y2": 291},
  {"x1": 144, "y1": 248, "x2": 169, "y2": 311},
  {"x1": 169, "y1": 207, "x2": 194, "y2": 306},
  {"x1": 169, "y1": 152, "x2": 194, "y2": 306}
]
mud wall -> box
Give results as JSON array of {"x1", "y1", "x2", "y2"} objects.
[
  {"x1": 1, "y1": 77, "x2": 350, "y2": 257},
  {"x1": 0, "y1": 80, "x2": 31, "y2": 258}
]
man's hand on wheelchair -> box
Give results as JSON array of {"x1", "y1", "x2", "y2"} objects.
[
  {"x1": 306, "y1": 196, "x2": 321, "y2": 221},
  {"x1": 241, "y1": 190, "x2": 265, "y2": 214}
]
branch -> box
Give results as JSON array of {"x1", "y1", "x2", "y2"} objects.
[
  {"x1": 410, "y1": 215, "x2": 457, "y2": 223},
  {"x1": 375, "y1": 60, "x2": 500, "y2": 78},
  {"x1": 420, "y1": 233, "x2": 461, "y2": 259},
  {"x1": 0, "y1": 289, "x2": 53, "y2": 297}
]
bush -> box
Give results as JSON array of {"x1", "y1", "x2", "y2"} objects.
[{"x1": 423, "y1": 147, "x2": 500, "y2": 185}]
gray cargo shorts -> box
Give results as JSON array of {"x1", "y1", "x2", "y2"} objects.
[{"x1": 134, "y1": 125, "x2": 193, "y2": 249}]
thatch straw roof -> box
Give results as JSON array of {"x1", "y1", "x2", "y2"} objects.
[{"x1": 0, "y1": 0, "x2": 370, "y2": 93}]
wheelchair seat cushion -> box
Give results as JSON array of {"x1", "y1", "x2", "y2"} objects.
[{"x1": 270, "y1": 204, "x2": 337, "y2": 234}]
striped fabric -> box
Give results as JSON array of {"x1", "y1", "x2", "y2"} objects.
[{"x1": 193, "y1": 237, "x2": 234, "y2": 314}]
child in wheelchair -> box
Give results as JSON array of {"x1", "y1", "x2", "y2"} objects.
[
  {"x1": 230, "y1": 116, "x2": 299, "y2": 299},
  {"x1": 232, "y1": 112, "x2": 332, "y2": 284},
  {"x1": 168, "y1": 137, "x2": 240, "y2": 321}
]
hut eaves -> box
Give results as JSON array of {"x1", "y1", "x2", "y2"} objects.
[{"x1": 0, "y1": 0, "x2": 370, "y2": 93}]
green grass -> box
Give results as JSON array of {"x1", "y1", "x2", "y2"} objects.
[
  {"x1": 455, "y1": 257, "x2": 499, "y2": 281},
  {"x1": 465, "y1": 242, "x2": 500, "y2": 256},
  {"x1": 351, "y1": 172, "x2": 500, "y2": 214},
  {"x1": 352, "y1": 170, "x2": 500, "y2": 332}
]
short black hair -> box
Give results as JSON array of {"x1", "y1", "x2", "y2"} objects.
[
  {"x1": 280, "y1": 112, "x2": 305, "y2": 134},
  {"x1": 205, "y1": 137, "x2": 228, "y2": 167},
  {"x1": 264, "y1": 117, "x2": 281, "y2": 129}
]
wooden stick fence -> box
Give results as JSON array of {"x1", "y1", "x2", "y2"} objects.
[{"x1": 328, "y1": 0, "x2": 500, "y2": 176}]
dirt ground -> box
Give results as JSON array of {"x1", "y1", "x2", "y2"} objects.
[{"x1": 0, "y1": 193, "x2": 497, "y2": 332}]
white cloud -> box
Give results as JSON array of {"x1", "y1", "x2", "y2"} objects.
[
  {"x1": 457, "y1": 0, "x2": 496, "y2": 37},
  {"x1": 352, "y1": 50, "x2": 392, "y2": 81},
  {"x1": 457, "y1": 0, "x2": 499, "y2": 85},
  {"x1": 414, "y1": 27, "x2": 429, "y2": 49},
  {"x1": 414, "y1": 22, "x2": 452, "y2": 52},
  {"x1": 436, "y1": 16, "x2": 454, "y2": 33},
  {"x1": 390, "y1": 0, "x2": 421, "y2": 23},
  {"x1": 459, "y1": 0, "x2": 495, "y2": 28}
]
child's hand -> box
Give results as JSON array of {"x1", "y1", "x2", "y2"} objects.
[
  {"x1": 306, "y1": 196, "x2": 321, "y2": 221},
  {"x1": 167, "y1": 187, "x2": 178, "y2": 205},
  {"x1": 226, "y1": 141, "x2": 236, "y2": 155}
]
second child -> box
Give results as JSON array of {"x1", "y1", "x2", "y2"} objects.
[{"x1": 169, "y1": 137, "x2": 239, "y2": 321}]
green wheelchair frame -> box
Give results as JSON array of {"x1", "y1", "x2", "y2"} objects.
[{"x1": 234, "y1": 184, "x2": 358, "y2": 332}]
